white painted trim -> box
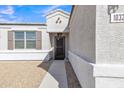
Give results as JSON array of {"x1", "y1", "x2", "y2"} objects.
[
  {"x1": 47, "y1": 29, "x2": 69, "y2": 33},
  {"x1": 46, "y1": 9, "x2": 70, "y2": 18},
  {"x1": 68, "y1": 51, "x2": 124, "y2": 87},
  {"x1": 0, "y1": 48, "x2": 53, "y2": 60},
  {"x1": 0, "y1": 25, "x2": 47, "y2": 30},
  {"x1": 68, "y1": 51, "x2": 94, "y2": 65},
  {"x1": 0, "y1": 48, "x2": 53, "y2": 53},
  {"x1": 0, "y1": 53, "x2": 48, "y2": 60},
  {"x1": 94, "y1": 64, "x2": 124, "y2": 78},
  {"x1": 68, "y1": 51, "x2": 95, "y2": 88}
]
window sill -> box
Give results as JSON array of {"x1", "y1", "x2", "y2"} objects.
[{"x1": 0, "y1": 49, "x2": 50, "y2": 53}]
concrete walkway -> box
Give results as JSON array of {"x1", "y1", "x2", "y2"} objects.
[{"x1": 39, "y1": 60, "x2": 68, "y2": 88}]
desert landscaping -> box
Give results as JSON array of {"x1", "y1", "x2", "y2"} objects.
[{"x1": 0, "y1": 61, "x2": 52, "y2": 88}]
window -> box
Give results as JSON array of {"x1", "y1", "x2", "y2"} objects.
[
  {"x1": 15, "y1": 32, "x2": 24, "y2": 49},
  {"x1": 14, "y1": 31, "x2": 36, "y2": 49}
]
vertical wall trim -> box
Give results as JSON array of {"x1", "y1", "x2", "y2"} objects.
[
  {"x1": 8, "y1": 31, "x2": 13, "y2": 50},
  {"x1": 36, "y1": 31, "x2": 42, "y2": 49}
]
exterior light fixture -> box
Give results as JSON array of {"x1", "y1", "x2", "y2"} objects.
[{"x1": 56, "y1": 33, "x2": 63, "y2": 40}]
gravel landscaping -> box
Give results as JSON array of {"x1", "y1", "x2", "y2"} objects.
[
  {"x1": 65, "y1": 62, "x2": 81, "y2": 88},
  {"x1": 0, "y1": 61, "x2": 52, "y2": 88}
]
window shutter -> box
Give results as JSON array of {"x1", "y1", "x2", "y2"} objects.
[
  {"x1": 8, "y1": 31, "x2": 13, "y2": 50},
  {"x1": 36, "y1": 31, "x2": 41, "y2": 49}
]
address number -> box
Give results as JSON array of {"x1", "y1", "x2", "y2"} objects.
[{"x1": 111, "y1": 13, "x2": 124, "y2": 23}]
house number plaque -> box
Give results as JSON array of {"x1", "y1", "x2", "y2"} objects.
[{"x1": 111, "y1": 13, "x2": 124, "y2": 23}]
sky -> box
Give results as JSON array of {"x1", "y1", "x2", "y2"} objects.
[{"x1": 0, "y1": 5, "x2": 72, "y2": 23}]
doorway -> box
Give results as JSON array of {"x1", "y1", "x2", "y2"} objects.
[{"x1": 55, "y1": 36, "x2": 65, "y2": 60}]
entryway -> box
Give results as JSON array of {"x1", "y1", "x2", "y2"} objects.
[{"x1": 55, "y1": 36, "x2": 65, "y2": 60}]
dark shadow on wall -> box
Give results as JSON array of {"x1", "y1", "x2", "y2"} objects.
[{"x1": 49, "y1": 33, "x2": 53, "y2": 47}]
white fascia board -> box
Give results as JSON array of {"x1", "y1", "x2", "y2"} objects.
[
  {"x1": 46, "y1": 12, "x2": 69, "y2": 20},
  {"x1": 94, "y1": 64, "x2": 124, "y2": 78}
]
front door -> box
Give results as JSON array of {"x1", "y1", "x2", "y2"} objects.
[{"x1": 55, "y1": 36, "x2": 65, "y2": 60}]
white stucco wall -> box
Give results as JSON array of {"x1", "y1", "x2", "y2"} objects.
[
  {"x1": 96, "y1": 5, "x2": 124, "y2": 64},
  {"x1": 0, "y1": 50, "x2": 51, "y2": 61},
  {"x1": 69, "y1": 5, "x2": 124, "y2": 88},
  {"x1": 94, "y1": 5, "x2": 124, "y2": 88},
  {"x1": 68, "y1": 51, "x2": 95, "y2": 88},
  {"x1": 0, "y1": 24, "x2": 52, "y2": 60},
  {"x1": 42, "y1": 29, "x2": 51, "y2": 50},
  {"x1": 68, "y1": 6, "x2": 96, "y2": 87},
  {"x1": 94, "y1": 64, "x2": 124, "y2": 88},
  {"x1": 0, "y1": 25, "x2": 49, "y2": 50},
  {"x1": 0, "y1": 30, "x2": 8, "y2": 50},
  {"x1": 46, "y1": 10, "x2": 69, "y2": 33},
  {"x1": 69, "y1": 6, "x2": 96, "y2": 63}
]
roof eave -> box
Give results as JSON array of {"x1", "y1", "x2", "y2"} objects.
[{"x1": 0, "y1": 23, "x2": 47, "y2": 26}]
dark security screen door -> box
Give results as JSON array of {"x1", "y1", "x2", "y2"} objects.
[{"x1": 55, "y1": 36, "x2": 65, "y2": 60}]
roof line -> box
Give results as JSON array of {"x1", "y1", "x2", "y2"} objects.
[
  {"x1": 67, "y1": 5, "x2": 75, "y2": 27},
  {"x1": 46, "y1": 9, "x2": 70, "y2": 17},
  {"x1": 0, "y1": 23, "x2": 46, "y2": 26}
]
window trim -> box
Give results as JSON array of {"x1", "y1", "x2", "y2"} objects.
[{"x1": 13, "y1": 31, "x2": 36, "y2": 49}]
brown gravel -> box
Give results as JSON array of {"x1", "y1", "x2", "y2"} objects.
[
  {"x1": 0, "y1": 61, "x2": 52, "y2": 88},
  {"x1": 65, "y1": 62, "x2": 81, "y2": 88}
]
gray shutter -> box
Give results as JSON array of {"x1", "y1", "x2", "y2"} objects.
[
  {"x1": 36, "y1": 31, "x2": 41, "y2": 49},
  {"x1": 8, "y1": 31, "x2": 13, "y2": 50}
]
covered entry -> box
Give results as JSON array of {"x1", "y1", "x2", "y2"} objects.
[
  {"x1": 55, "y1": 34, "x2": 65, "y2": 60},
  {"x1": 45, "y1": 9, "x2": 70, "y2": 60}
]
